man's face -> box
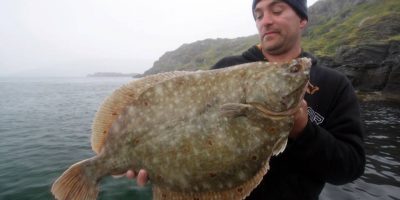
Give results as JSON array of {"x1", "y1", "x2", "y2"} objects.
[{"x1": 254, "y1": 0, "x2": 307, "y2": 55}]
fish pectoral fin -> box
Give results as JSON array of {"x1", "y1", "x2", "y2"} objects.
[
  {"x1": 219, "y1": 103, "x2": 253, "y2": 118},
  {"x1": 272, "y1": 137, "x2": 288, "y2": 156}
]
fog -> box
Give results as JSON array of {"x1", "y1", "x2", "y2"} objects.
[{"x1": 0, "y1": 0, "x2": 318, "y2": 77}]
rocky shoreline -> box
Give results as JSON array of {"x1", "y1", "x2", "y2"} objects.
[{"x1": 319, "y1": 41, "x2": 400, "y2": 103}]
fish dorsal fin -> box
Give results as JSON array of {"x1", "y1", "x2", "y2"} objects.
[
  {"x1": 91, "y1": 71, "x2": 191, "y2": 154},
  {"x1": 152, "y1": 159, "x2": 270, "y2": 200}
]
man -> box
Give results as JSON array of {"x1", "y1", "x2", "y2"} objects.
[{"x1": 129, "y1": 0, "x2": 366, "y2": 199}]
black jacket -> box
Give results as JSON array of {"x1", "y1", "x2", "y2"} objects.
[{"x1": 212, "y1": 46, "x2": 366, "y2": 200}]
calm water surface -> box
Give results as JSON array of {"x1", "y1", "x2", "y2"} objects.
[{"x1": 0, "y1": 77, "x2": 399, "y2": 200}]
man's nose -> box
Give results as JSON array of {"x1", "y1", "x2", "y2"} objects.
[{"x1": 258, "y1": 13, "x2": 274, "y2": 26}]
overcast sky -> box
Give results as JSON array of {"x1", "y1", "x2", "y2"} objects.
[{"x1": 0, "y1": 0, "x2": 319, "y2": 77}]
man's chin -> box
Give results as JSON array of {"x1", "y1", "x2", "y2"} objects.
[
  {"x1": 262, "y1": 36, "x2": 279, "y2": 48},
  {"x1": 261, "y1": 43, "x2": 281, "y2": 54},
  {"x1": 262, "y1": 45, "x2": 288, "y2": 56}
]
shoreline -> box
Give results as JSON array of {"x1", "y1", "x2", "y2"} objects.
[{"x1": 356, "y1": 91, "x2": 400, "y2": 103}]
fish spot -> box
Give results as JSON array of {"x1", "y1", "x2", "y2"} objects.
[
  {"x1": 237, "y1": 187, "x2": 244, "y2": 193},
  {"x1": 111, "y1": 124, "x2": 120, "y2": 133},
  {"x1": 156, "y1": 174, "x2": 163, "y2": 181},
  {"x1": 182, "y1": 145, "x2": 191, "y2": 153},
  {"x1": 267, "y1": 127, "x2": 276, "y2": 133},
  {"x1": 144, "y1": 101, "x2": 149, "y2": 106},
  {"x1": 202, "y1": 183, "x2": 211, "y2": 189},
  {"x1": 238, "y1": 171, "x2": 247, "y2": 180},
  {"x1": 251, "y1": 155, "x2": 258, "y2": 161},
  {"x1": 209, "y1": 172, "x2": 217, "y2": 178},
  {"x1": 112, "y1": 112, "x2": 118, "y2": 116},
  {"x1": 133, "y1": 138, "x2": 140, "y2": 145}
]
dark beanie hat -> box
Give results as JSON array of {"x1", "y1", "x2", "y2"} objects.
[{"x1": 252, "y1": 0, "x2": 308, "y2": 20}]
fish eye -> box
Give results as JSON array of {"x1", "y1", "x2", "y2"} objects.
[{"x1": 289, "y1": 64, "x2": 301, "y2": 73}]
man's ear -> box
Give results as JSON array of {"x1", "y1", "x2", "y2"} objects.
[{"x1": 300, "y1": 19, "x2": 308, "y2": 30}]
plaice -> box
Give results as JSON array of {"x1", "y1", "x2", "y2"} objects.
[{"x1": 51, "y1": 58, "x2": 311, "y2": 200}]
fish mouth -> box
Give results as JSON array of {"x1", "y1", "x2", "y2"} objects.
[
  {"x1": 283, "y1": 80, "x2": 308, "y2": 106},
  {"x1": 249, "y1": 80, "x2": 309, "y2": 117}
]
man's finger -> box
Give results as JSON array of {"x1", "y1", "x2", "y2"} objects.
[
  {"x1": 126, "y1": 170, "x2": 136, "y2": 179},
  {"x1": 137, "y1": 169, "x2": 148, "y2": 187},
  {"x1": 298, "y1": 99, "x2": 307, "y2": 110}
]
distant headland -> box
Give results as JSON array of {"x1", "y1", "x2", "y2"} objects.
[{"x1": 86, "y1": 72, "x2": 140, "y2": 78}]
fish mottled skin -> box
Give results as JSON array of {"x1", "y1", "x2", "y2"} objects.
[{"x1": 51, "y1": 58, "x2": 311, "y2": 200}]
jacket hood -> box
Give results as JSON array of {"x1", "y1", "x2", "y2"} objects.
[
  {"x1": 242, "y1": 45, "x2": 266, "y2": 61},
  {"x1": 242, "y1": 45, "x2": 318, "y2": 66}
]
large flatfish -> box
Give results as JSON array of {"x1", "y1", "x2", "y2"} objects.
[{"x1": 51, "y1": 58, "x2": 311, "y2": 200}]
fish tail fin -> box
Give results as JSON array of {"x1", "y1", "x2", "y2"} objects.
[{"x1": 51, "y1": 158, "x2": 99, "y2": 200}]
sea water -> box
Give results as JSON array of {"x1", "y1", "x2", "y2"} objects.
[{"x1": 0, "y1": 77, "x2": 398, "y2": 200}]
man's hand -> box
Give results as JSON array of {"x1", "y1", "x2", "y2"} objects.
[
  {"x1": 113, "y1": 169, "x2": 149, "y2": 186},
  {"x1": 126, "y1": 169, "x2": 149, "y2": 187},
  {"x1": 289, "y1": 100, "x2": 308, "y2": 139}
]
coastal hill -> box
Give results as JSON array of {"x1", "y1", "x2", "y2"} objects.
[
  {"x1": 143, "y1": 0, "x2": 400, "y2": 100},
  {"x1": 144, "y1": 36, "x2": 258, "y2": 74}
]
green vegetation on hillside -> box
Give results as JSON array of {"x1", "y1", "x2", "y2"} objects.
[
  {"x1": 302, "y1": 0, "x2": 400, "y2": 56},
  {"x1": 144, "y1": 36, "x2": 258, "y2": 75}
]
